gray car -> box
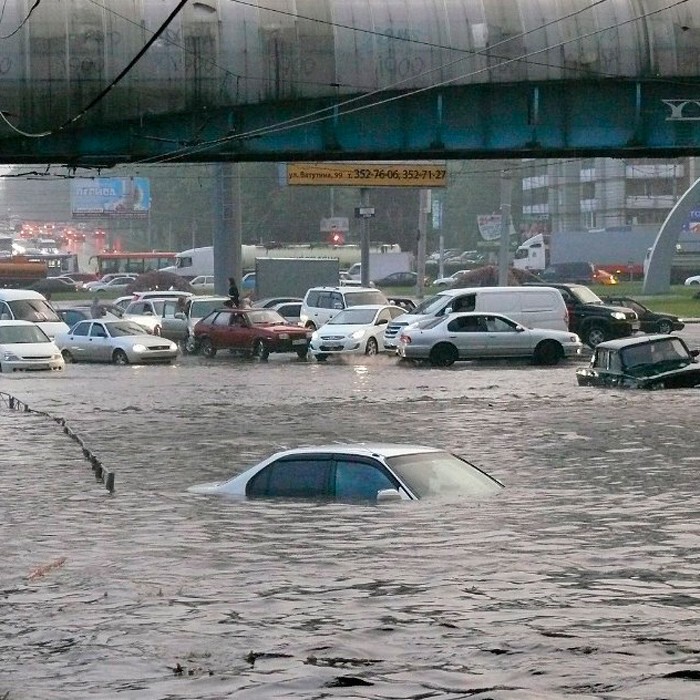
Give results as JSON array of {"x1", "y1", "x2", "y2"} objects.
[
  {"x1": 54, "y1": 319, "x2": 178, "y2": 365},
  {"x1": 397, "y1": 312, "x2": 583, "y2": 367}
]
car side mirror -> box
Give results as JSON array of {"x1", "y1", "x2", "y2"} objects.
[
  {"x1": 516, "y1": 325, "x2": 525, "y2": 332},
  {"x1": 691, "y1": 349, "x2": 699, "y2": 358},
  {"x1": 376, "y1": 318, "x2": 388, "y2": 326},
  {"x1": 444, "y1": 306, "x2": 453, "y2": 314},
  {"x1": 376, "y1": 488, "x2": 403, "y2": 503}
]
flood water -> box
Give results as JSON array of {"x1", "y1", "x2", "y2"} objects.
[{"x1": 2, "y1": 328, "x2": 700, "y2": 700}]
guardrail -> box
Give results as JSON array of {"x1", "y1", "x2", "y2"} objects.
[{"x1": 0, "y1": 391, "x2": 115, "y2": 493}]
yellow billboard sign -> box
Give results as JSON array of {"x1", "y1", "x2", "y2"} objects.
[{"x1": 287, "y1": 162, "x2": 447, "y2": 187}]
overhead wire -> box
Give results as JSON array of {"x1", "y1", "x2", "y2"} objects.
[{"x1": 0, "y1": 0, "x2": 41, "y2": 40}]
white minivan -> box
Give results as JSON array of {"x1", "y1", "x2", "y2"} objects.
[
  {"x1": 383, "y1": 286, "x2": 568, "y2": 349},
  {"x1": 0, "y1": 289, "x2": 70, "y2": 339}
]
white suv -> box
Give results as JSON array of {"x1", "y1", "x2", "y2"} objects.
[{"x1": 300, "y1": 286, "x2": 388, "y2": 330}]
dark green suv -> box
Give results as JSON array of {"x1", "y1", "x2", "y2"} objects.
[{"x1": 525, "y1": 283, "x2": 639, "y2": 347}]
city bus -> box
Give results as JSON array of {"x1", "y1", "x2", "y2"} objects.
[{"x1": 91, "y1": 251, "x2": 177, "y2": 276}]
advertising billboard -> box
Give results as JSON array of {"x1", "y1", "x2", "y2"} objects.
[{"x1": 71, "y1": 177, "x2": 151, "y2": 218}]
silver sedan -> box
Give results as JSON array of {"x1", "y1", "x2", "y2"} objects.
[
  {"x1": 54, "y1": 319, "x2": 179, "y2": 365},
  {"x1": 397, "y1": 312, "x2": 583, "y2": 367}
]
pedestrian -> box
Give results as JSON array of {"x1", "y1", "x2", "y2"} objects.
[
  {"x1": 90, "y1": 295, "x2": 103, "y2": 318},
  {"x1": 228, "y1": 277, "x2": 240, "y2": 307}
]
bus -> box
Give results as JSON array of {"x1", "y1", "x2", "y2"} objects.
[
  {"x1": 91, "y1": 252, "x2": 177, "y2": 276},
  {"x1": 23, "y1": 252, "x2": 80, "y2": 276}
]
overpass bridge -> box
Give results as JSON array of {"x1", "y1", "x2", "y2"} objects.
[
  {"x1": 0, "y1": 0, "x2": 698, "y2": 166},
  {"x1": 0, "y1": 0, "x2": 698, "y2": 292}
]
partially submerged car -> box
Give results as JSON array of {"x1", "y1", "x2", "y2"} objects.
[
  {"x1": 188, "y1": 444, "x2": 504, "y2": 502},
  {"x1": 576, "y1": 334, "x2": 700, "y2": 389}
]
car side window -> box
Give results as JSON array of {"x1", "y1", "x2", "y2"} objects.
[
  {"x1": 334, "y1": 459, "x2": 397, "y2": 501},
  {"x1": 330, "y1": 292, "x2": 344, "y2": 309},
  {"x1": 305, "y1": 291, "x2": 320, "y2": 307},
  {"x1": 448, "y1": 316, "x2": 484, "y2": 332},
  {"x1": 246, "y1": 457, "x2": 332, "y2": 499},
  {"x1": 0, "y1": 301, "x2": 11, "y2": 320},
  {"x1": 90, "y1": 323, "x2": 108, "y2": 338},
  {"x1": 129, "y1": 302, "x2": 147, "y2": 314},
  {"x1": 452, "y1": 295, "x2": 476, "y2": 313},
  {"x1": 72, "y1": 321, "x2": 90, "y2": 336},
  {"x1": 315, "y1": 292, "x2": 333, "y2": 309},
  {"x1": 593, "y1": 349, "x2": 609, "y2": 369},
  {"x1": 389, "y1": 306, "x2": 405, "y2": 319},
  {"x1": 376, "y1": 309, "x2": 393, "y2": 324},
  {"x1": 162, "y1": 301, "x2": 178, "y2": 318},
  {"x1": 485, "y1": 315, "x2": 515, "y2": 332},
  {"x1": 213, "y1": 312, "x2": 231, "y2": 326}
]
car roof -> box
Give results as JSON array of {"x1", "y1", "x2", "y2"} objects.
[
  {"x1": 0, "y1": 319, "x2": 40, "y2": 327},
  {"x1": 270, "y1": 443, "x2": 444, "y2": 459},
  {"x1": 595, "y1": 334, "x2": 680, "y2": 351},
  {"x1": 437, "y1": 285, "x2": 557, "y2": 297},
  {"x1": 0, "y1": 289, "x2": 47, "y2": 300},
  {"x1": 334, "y1": 304, "x2": 393, "y2": 311},
  {"x1": 307, "y1": 286, "x2": 378, "y2": 293}
]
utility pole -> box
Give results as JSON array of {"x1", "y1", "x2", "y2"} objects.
[
  {"x1": 416, "y1": 189, "x2": 430, "y2": 298},
  {"x1": 498, "y1": 171, "x2": 512, "y2": 286}
]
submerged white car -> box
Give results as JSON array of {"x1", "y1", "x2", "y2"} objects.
[
  {"x1": 188, "y1": 443, "x2": 504, "y2": 502},
  {"x1": 0, "y1": 320, "x2": 64, "y2": 372},
  {"x1": 309, "y1": 304, "x2": 406, "y2": 360},
  {"x1": 397, "y1": 311, "x2": 583, "y2": 367}
]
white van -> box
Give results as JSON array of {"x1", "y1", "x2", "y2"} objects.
[
  {"x1": 383, "y1": 286, "x2": 568, "y2": 349},
  {"x1": 0, "y1": 289, "x2": 70, "y2": 339}
]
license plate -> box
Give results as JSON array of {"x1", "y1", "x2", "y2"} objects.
[{"x1": 292, "y1": 339, "x2": 307, "y2": 345}]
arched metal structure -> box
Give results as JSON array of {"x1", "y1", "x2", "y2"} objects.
[
  {"x1": 0, "y1": 0, "x2": 698, "y2": 164},
  {"x1": 642, "y1": 177, "x2": 700, "y2": 294}
]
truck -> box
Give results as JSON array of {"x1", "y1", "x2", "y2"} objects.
[
  {"x1": 0, "y1": 257, "x2": 48, "y2": 288},
  {"x1": 513, "y1": 227, "x2": 660, "y2": 280},
  {"x1": 345, "y1": 251, "x2": 414, "y2": 282},
  {"x1": 255, "y1": 257, "x2": 340, "y2": 299},
  {"x1": 162, "y1": 244, "x2": 402, "y2": 279}
]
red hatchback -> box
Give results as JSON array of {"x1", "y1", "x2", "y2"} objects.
[{"x1": 194, "y1": 308, "x2": 311, "y2": 360}]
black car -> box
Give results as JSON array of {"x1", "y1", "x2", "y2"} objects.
[
  {"x1": 56, "y1": 304, "x2": 124, "y2": 328},
  {"x1": 576, "y1": 334, "x2": 700, "y2": 389},
  {"x1": 601, "y1": 296, "x2": 684, "y2": 334},
  {"x1": 525, "y1": 282, "x2": 639, "y2": 348},
  {"x1": 372, "y1": 271, "x2": 419, "y2": 287},
  {"x1": 29, "y1": 277, "x2": 78, "y2": 294}
]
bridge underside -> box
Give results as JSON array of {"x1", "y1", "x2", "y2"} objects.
[{"x1": 1, "y1": 78, "x2": 698, "y2": 166}]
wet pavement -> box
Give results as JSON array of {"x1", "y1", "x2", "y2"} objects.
[{"x1": 2, "y1": 326, "x2": 700, "y2": 699}]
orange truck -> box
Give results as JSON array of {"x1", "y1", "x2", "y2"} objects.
[{"x1": 0, "y1": 257, "x2": 48, "y2": 287}]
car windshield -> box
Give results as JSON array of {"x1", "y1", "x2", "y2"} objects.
[
  {"x1": 8, "y1": 299, "x2": 61, "y2": 323},
  {"x1": 0, "y1": 325, "x2": 50, "y2": 344},
  {"x1": 248, "y1": 310, "x2": 287, "y2": 325},
  {"x1": 345, "y1": 291, "x2": 387, "y2": 307},
  {"x1": 329, "y1": 308, "x2": 378, "y2": 325},
  {"x1": 411, "y1": 294, "x2": 450, "y2": 315},
  {"x1": 105, "y1": 321, "x2": 150, "y2": 337},
  {"x1": 570, "y1": 286, "x2": 603, "y2": 304},
  {"x1": 621, "y1": 338, "x2": 692, "y2": 376},
  {"x1": 386, "y1": 450, "x2": 503, "y2": 498}
]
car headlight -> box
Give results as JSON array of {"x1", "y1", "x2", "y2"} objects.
[
  {"x1": 52, "y1": 354, "x2": 62, "y2": 360},
  {"x1": 351, "y1": 329, "x2": 366, "y2": 340},
  {"x1": 611, "y1": 311, "x2": 626, "y2": 320},
  {"x1": 132, "y1": 344, "x2": 146, "y2": 353},
  {"x1": 2, "y1": 351, "x2": 20, "y2": 361}
]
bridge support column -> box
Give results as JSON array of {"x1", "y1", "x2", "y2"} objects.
[
  {"x1": 642, "y1": 177, "x2": 700, "y2": 295},
  {"x1": 498, "y1": 172, "x2": 512, "y2": 286}
]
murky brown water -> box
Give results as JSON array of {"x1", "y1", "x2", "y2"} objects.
[{"x1": 2, "y1": 329, "x2": 700, "y2": 699}]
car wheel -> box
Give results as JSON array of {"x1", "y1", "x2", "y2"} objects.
[
  {"x1": 112, "y1": 349, "x2": 129, "y2": 365},
  {"x1": 365, "y1": 337, "x2": 379, "y2": 356},
  {"x1": 429, "y1": 343, "x2": 458, "y2": 367},
  {"x1": 61, "y1": 350, "x2": 75, "y2": 363},
  {"x1": 253, "y1": 338, "x2": 269, "y2": 361},
  {"x1": 153, "y1": 325, "x2": 162, "y2": 336},
  {"x1": 657, "y1": 320, "x2": 673, "y2": 334},
  {"x1": 315, "y1": 353, "x2": 328, "y2": 362},
  {"x1": 296, "y1": 347, "x2": 308, "y2": 359},
  {"x1": 533, "y1": 340, "x2": 562, "y2": 366},
  {"x1": 584, "y1": 325, "x2": 608, "y2": 348},
  {"x1": 200, "y1": 338, "x2": 216, "y2": 358},
  {"x1": 689, "y1": 280, "x2": 700, "y2": 286}
]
